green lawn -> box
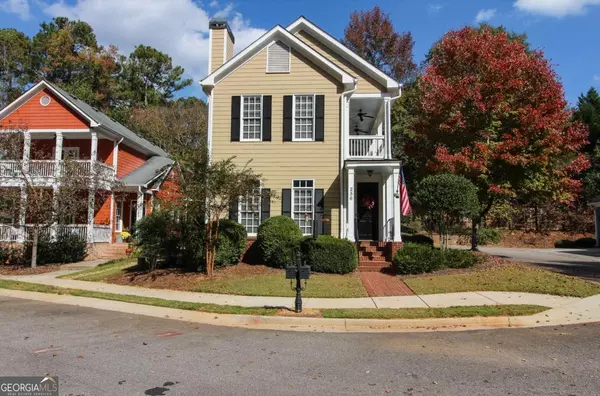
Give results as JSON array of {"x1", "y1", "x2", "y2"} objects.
[
  {"x1": 405, "y1": 264, "x2": 600, "y2": 297},
  {"x1": 191, "y1": 273, "x2": 368, "y2": 298},
  {"x1": 322, "y1": 305, "x2": 549, "y2": 319},
  {"x1": 0, "y1": 279, "x2": 550, "y2": 319},
  {"x1": 59, "y1": 258, "x2": 137, "y2": 281}
]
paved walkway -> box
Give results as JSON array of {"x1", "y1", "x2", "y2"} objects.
[
  {"x1": 0, "y1": 270, "x2": 580, "y2": 310},
  {"x1": 359, "y1": 272, "x2": 414, "y2": 297}
]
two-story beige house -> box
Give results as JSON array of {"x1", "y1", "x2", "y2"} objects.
[{"x1": 201, "y1": 16, "x2": 403, "y2": 258}]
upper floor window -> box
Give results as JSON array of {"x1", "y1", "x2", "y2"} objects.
[
  {"x1": 241, "y1": 95, "x2": 262, "y2": 141},
  {"x1": 292, "y1": 179, "x2": 314, "y2": 235},
  {"x1": 293, "y1": 95, "x2": 315, "y2": 141},
  {"x1": 267, "y1": 41, "x2": 290, "y2": 73}
]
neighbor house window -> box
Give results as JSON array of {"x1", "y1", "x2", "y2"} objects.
[
  {"x1": 115, "y1": 201, "x2": 123, "y2": 232},
  {"x1": 239, "y1": 187, "x2": 261, "y2": 235},
  {"x1": 241, "y1": 95, "x2": 262, "y2": 141},
  {"x1": 292, "y1": 179, "x2": 314, "y2": 235},
  {"x1": 293, "y1": 95, "x2": 315, "y2": 141}
]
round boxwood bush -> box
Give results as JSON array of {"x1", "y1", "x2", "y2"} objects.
[
  {"x1": 257, "y1": 216, "x2": 302, "y2": 268},
  {"x1": 392, "y1": 243, "x2": 443, "y2": 275},
  {"x1": 301, "y1": 235, "x2": 357, "y2": 274},
  {"x1": 215, "y1": 219, "x2": 247, "y2": 267},
  {"x1": 477, "y1": 227, "x2": 503, "y2": 245},
  {"x1": 442, "y1": 248, "x2": 482, "y2": 269},
  {"x1": 401, "y1": 234, "x2": 434, "y2": 247}
]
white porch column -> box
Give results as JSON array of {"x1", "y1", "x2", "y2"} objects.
[
  {"x1": 18, "y1": 187, "x2": 27, "y2": 242},
  {"x1": 109, "y1": 192, "x2": 115, "y2": 244},
  {"x1": 54, "y1": 132, "x2": 63, "y2": 178},
  {"x1": 87, "y1": 189, "x2": 95, "y2": 243},
  {"x1": 136, "y1": 190, "x2": 144, "y2": 221},
  {"x1": 90, "y1": 132, "x2": 98, "y2": 171},
  {"x1": 22, "y1": 132, "x2": 31, "y2": 173},
  {"x1": 384, "y1": 100, "x2": 392, "y2": 160},
  {"x1": 50, "y1": 184, "x2": 59, "y2": 240},
  {"x1": 347, "y1": 168, "x2": 356, "y2": 242},
  {"x1": 385, "y1": 172, "x2": 394, "y2": 241},
  {"x1": 392, "y1": 167, "x2": 402, "y2": 242}
]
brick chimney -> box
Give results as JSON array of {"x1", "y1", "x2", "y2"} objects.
[{"x1": 208, "y1": 18, "x2": 235, "y2": 74}]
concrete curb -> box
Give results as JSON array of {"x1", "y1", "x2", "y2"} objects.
[{"x1": 2, "y1": 288, "x2": 599, "y2": 333}]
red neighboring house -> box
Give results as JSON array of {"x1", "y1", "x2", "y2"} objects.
[{"x1": 0, "y1": 80, "x2": 174, "y2": 249}]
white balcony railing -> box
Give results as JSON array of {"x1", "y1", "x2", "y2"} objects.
[
  {"x1": 0, "y1": 160, "x2": 116, "y2": 181},
  {"x1": 0, "y1": 224, "x2": 111, "y2": 243},
  {"x1": 348, "y1": 135, "x2": 385, "y2": 159}
]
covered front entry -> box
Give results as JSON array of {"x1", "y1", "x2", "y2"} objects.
[{"x1": 342, "y1": 161, "x2": 402, "y2": 242}]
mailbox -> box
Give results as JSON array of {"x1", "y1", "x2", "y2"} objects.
[
  {"x1": 299, "y1": 265, "x2": 310, "y2": 280},
  {"x1": 285, "y1": 266, "x2": 297, "y2": 279}
]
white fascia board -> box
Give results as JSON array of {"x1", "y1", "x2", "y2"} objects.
[
  {"x1": 0, "y1": 81, "x2": 99, "y2": 127},
  {"x1": 200, "y1": 25, "x2": 356, "y2": 90},
  {"x1": 287, "y1": 17, "x2": 401, "y2": 93}
]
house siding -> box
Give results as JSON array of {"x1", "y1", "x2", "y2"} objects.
[
  {"x1": 1, "y1": 89, "x2": 89, "y2": 130},
  {"x1": 211, "y1": 28, "x2": 226, "y2": 73},
  {"x1": 117, "y1": 145, "x2": 149, "y2": 178},
  {"x1": 294, "y1": 30, "x2": 387, "y2": 94},
  {"x1": 211, "y1": 47, "x2": 342, "y2": 236},
  {"x1": 94, "y1": 193, "x2": 111, "y2": 225}
]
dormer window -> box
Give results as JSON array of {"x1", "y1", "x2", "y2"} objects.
[{"x1": 266, "y1": 41, "x2": 290, "y2": 73}]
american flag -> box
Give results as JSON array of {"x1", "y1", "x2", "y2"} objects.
[{"x1": 399, "y1": 167, "x2": 412, "y2": 216}]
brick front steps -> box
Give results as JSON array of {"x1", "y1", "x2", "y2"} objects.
[
  {"x1": 87, "y1": 243, "x2": 129, "y2": 260},
  {"x1": 357, "y1": 241, "x2": 392, "y2": 273}
]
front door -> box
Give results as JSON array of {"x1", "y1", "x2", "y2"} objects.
[{"x1": 356, "y1": 182, "x2": 379, "y2": 240}]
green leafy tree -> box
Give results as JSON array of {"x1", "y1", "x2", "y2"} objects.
[
  {"x1": 574, "y1": 88, "x2": 600, "y2": 200},
  {"x1": 414, "y1": 174, "x2": 479, "y2": 249},
  {"x1": 0, "y1": 28, "x2": 31, "y2": 107},
  {"x1": 119, "y1": 45, "x2": 192, "y2": 107}
]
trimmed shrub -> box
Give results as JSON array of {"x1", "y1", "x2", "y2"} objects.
[
  {"x1": 392, "y1": 243, "x2": 444, "y2": 275},
  {"x1": 477, "y1": 227, "x2": 503, "y2": 245},
  {"x1": 257, "y1": 216, "x2": 302, "y2": 268},
  {"x1": 215, "y1": 219, "x2": 247, "y2": 267},
  {"x1": 392, "y1": 243, "x2": 480, "y2": 275},
  {"x1": 555, "y1": 237, "x2": 597, "y2": 249},
  {"x1": 135, "y1": 211, "x2": 181, "y2": 270},
  {"x1": 402, "y1": 234, "x2": 434, "y2": 247},
  {"x1": 301, "y1": 235, "x2": 357, "y2": 274},
  {"x1": 24, "y1": 233, "x2": 87, "y2": 265},
  {"x1": 0, "y1": 244, "x2": 25, "y2": 266},
  {"x1": 443, "y1": 249, "x2": 482, "y2": 269}
]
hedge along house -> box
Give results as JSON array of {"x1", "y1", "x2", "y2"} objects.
[
  {"x1": 0, "y1": 80, "x2": 173, "y2": 253},
  {"x1": 201, "y1": 17, "x2": 404, "y2": 264}
]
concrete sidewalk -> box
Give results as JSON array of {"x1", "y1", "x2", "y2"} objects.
[{"x1": 0, "y1": 270, "x2": 581, "y2": 309}]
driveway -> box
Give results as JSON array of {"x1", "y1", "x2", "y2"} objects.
[
  {"x1": 478, "y1": 246, "x2": 600, "y2": 282},
  {"x1": 1, "y1": 296, "x2": 600, "y2": 396}
]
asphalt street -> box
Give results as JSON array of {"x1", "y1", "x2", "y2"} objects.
[{"x1": 1, "y1": 296, "x2": 600, "y2": 395}]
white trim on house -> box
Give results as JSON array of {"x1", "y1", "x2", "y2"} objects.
[
  {"x1": 207, "y1": 90, "x2": 213, "y2": 162},
  {"x1": 240, "y1": 94, "x2": 263, "y2": 142},
  {"x1": 292, "y1": 94, "x2": 316, "y2": 141},
  {"x1": 286, "y1": 17, "x2": 401, "y2": 94},
  {"x1": 0, "y1": 81, "x2": 99, "y2": 127},
  {"x1": 223, "y1": 28, "x2": 228, "y2": 64},
  {"x1": 208, "y1": 28, "x2": 213, "y2": 74},
  {"x1": 266, "y1": 40, "x2": 291, "y2": 73},
  {"x1": 200, "y1": 25, "x2": 356, "y2": 90}
]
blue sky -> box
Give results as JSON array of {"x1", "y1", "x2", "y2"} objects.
[{"x1": 1, "y1": 0, "x2": 599, "y2": 104}]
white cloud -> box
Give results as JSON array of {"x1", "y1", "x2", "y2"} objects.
[
  {"x1": 428, "y1": 4, "x2": 443, "y2": 13},
  {"x1": 475, "y1": 8, "x2": 497, "y2": 23},
  {"x1": 209, "y1": 0, "x2": 219, "y2": 7},
  {"x1": 594, "y1": 74, "x2": 600, "y2": 82},
  {"x1": 0, "y1": 0, "x2": 30, "y2": 20},
  {"x1": 514, "y1": 0, "x2": 600, "y2": 17},
  {"x1": 43, "y1": 0, "x2": 266, "y2": 88}
]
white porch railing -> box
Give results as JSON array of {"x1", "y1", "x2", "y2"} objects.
[
  {"x1": 0, "y1": 224, "x2": 20, "y2": 242},
  {"x1": 0, "y1": 160, "x2": 115, "y2": 181},
  {"x1": 92, "y1": 225, "x2": 111, "y2": 243},
  {"x1": 30, "y1": 160, "x2": 56, "y2": 177},
  {"x1": 348, "y1": 135, "x2": 385, "y2": 159}
]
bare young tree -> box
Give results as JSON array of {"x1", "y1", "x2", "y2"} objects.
[{"x1": 0, "y1": 124, "x2": 118, "y2": 267}]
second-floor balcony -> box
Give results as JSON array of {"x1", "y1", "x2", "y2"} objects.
[
  {"x1": 345, "y1": 96, "x2": 393, "y2": 161},
  {"x1": 0, "y1": 159, "x2": 116, "y2": 182}
]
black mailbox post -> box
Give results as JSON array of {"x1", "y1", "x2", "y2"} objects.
[{"x1": 285, "y1": 251, "x2": 310, "y2": 313}]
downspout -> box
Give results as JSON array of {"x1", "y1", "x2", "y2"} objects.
[{"x1": 340, "y1": 80, "x2": 357, "y2": 240}]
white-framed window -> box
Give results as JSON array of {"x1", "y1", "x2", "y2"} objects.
[
  {"x1": 241, "y1": 95, "x2": 262, "y2": 141},
  {"x1": 293, "y1": 94, "x2": 315, "y2": 141},
  {"x1": 62, "y1": 147, "x2": 80, "y2": 159},
  {"x1": 292, "y1": 179, "x2": 314, "y2": 235},
  {"x1": 238, "y1": 186, "x2": 261, "y2": 235},
  {"x1": 115, "y1": 201, "x2": 123, "y2": 232},
  {"x1": 266, "y1": 41, "x2": 291, "y2": 73}
]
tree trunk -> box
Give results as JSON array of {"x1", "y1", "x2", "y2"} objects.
[
  {"x1": 31, "y1": 228, "x2": 38, "y2": 268},
  {"x1": 471, "y1": 220, "x2": 478, "y2": 252}
]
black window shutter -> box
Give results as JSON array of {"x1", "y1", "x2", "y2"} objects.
[
  {"x1": 229, "y1": 198, "x2": 239, "y2": 221},
  {"x1": 231, "y1": 96, "x2": 241, "y2": 142},
  {"x1": 283, "y1": 95, "x2": 293, "y2": 141},
  {"x1": 262, "y1": 96, "x2": 272, "y2": 141},
  {"x1": 282, "y1": 189, "x2": 292, "y2": 217},
  {"x1": 315, "y1": 95, "x2": 325, "y2": 142},
  {"x1": 314, "y1": 188, "x2": 325, "y2": 235},
  {"x1": 261, "y1": 188, "x2": 271, "y2": 222}
]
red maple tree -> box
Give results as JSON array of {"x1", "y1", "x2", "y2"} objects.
[
  {"x1": 343, "y1": 6, "x2": 416, "y2": 82},
  {"x1": 413, "y1": 26, "x2": 590, "y2": 248}
]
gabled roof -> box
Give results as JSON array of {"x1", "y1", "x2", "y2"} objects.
[
  {"x1": 287, "y1": 16, "x2": 401, "y2": 94},
  {"x1": 0, "y1": 80, "x2": 169, "y2": 158},
  {"x1": 200, "y1": 25, "x2": 356, "y2": 90},
  {"x1": 121, "y1": 156, "x2": 174, "y2": 187}
]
